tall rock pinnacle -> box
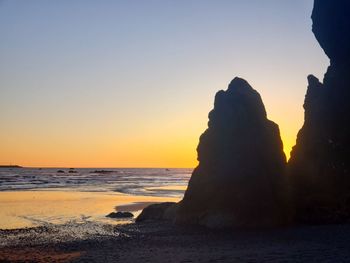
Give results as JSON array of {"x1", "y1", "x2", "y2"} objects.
[{"x1": 176, "y1": 77, "x2": 288, "y2": 228}]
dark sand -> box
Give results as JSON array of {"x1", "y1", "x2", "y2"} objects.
[{"x1": 1, "y1": 222, "x2": 350, "y2": 262}]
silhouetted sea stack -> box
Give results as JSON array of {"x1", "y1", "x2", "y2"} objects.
[
  {"x1": 175, "y1": 78, "x2": 289, "y2": 228},
  {"x1": 137, "y1": 0, "x2": 349, "y2": 227},
  {"x1": 289, "y1": 0, "x2": 350, "y2": 224}
]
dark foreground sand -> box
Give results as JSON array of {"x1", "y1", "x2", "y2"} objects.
[{"x1": 1, "y1": 222, "x2": 350, "y2": 262}]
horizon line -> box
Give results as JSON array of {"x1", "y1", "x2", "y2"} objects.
[{"x1": 0, "y1": 165, "x2": 194, "y2": 169}]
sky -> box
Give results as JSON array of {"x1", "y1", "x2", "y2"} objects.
[{"x1": 0, "y1": 0, "x2": 329, "y2": 168}]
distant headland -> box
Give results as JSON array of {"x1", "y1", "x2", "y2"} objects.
[{"x1": 0, "y1": 165, "x2": 23, "y2": 168}]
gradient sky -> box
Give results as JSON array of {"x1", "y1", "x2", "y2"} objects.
[{"x1": 0, "y1": 0, "x2": 329, "y2": 168}]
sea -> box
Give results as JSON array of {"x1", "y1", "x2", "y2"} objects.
[
  {"x1": 0, "y1": 167, "x2": 192, "y2": 234},
  {"x1": 0, "y1": 167, "x2": 192, "y2": 197}
]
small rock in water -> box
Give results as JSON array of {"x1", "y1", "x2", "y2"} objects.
[
  {"x1": 57, "y1": 170, "x2": 65, "y2": 173},
  {"x1": 106, "y1": 211, "x2": 134, "y2": 219}
]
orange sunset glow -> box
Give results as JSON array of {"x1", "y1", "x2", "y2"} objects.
[{"x1": 0, "y1": 0, "x2": 327, "y2": 168}]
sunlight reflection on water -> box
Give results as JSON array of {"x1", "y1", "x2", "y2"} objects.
[{"x1": 0, "y1": 168, "x2": 191, "y2": 230}]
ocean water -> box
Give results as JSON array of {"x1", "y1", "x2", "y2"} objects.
[
  {"x1": 0, "y1": 168, "x2": 192, "y2": 231},
  {"x1": 0, "y1": 168, "x2": 192, "y2": 197}
]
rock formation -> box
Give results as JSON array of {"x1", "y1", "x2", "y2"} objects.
[
  {"x1": 106, "y1": 211, "x2": 134, "y2": 219},
  {"x1": 311, "y1": 0, "x2": 350, "y2": 66},
  {"x1": 175, "y1": 78, "x2": 288, "y2": 228},
  {"x1": 288, "y1": 0, "x2": 350, "y2": 223},
  {"x1": 136, "y1": 202, "x2": 178, "y2": 222}
]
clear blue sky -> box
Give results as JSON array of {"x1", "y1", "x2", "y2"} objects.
[{"x1": 0, "y1": 0, "x2": 329, "y2": 167}]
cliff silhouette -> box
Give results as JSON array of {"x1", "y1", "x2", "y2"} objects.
[
  {"x1": 137, "y1": 0, "x2": 350, "y2": 227},
  {"x1": 288, "y1": 0, "x2": 350, "y2": 224}
]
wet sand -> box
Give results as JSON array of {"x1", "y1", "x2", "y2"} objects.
[
  {"x1": 1, "y1": 222, "x2": 350, "y2": 262},
  {"x1": 116, "y1": 202, "x2": 158, "y2": 212},
  {"x1": 0, "y1": 190, "x2": 180, "y2": 229}
]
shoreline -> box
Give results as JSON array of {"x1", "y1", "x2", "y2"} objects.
[{"x1": 0, "y1": 189, "x2": 180, "y2": 230}]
